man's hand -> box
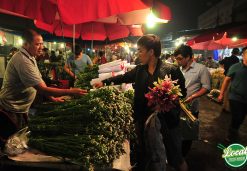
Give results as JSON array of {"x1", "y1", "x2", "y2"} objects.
[
  {"x1": 69, "y1": 88, "x2": 87, "y2": 96},
  {"x1": 184, "y1": 95, "x2": 195, "y2": 103},
  {"x1": 94, "y1": 82, "x2": 104, "y2": 88},
  {"x1": 50, "y1": 96, "x2": 65, "y2": 102},
  {"x1": 218, "y1": 94, "x2": 224, "y2": 103}
]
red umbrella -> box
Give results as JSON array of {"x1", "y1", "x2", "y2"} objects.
[
  {"x1": 35, "y1": 20, "x2": 143, "y2": 41},
  {"x1": 187, "y1": 24, "x2": 247, "y2": 50},
  {"x1": 190, "y1": 40, "x2": 226, "y2": 50},
  {"x1": 80, "y1": 23, "x2": 143, "y2": 41},
  {"x1": 1, "y1": 0, "x2": 171, "y2": 50},
  {"x1": 0, "y1": 0, "x2": 171, "y2": 25},
  {"x1": 187, "y1": 32, "x2": 226, "y2": 50},
  {"x1": 32, "y1": 1, "x2": 171, "y2": 41},
  {"x1": 188, "y1": 32, "x2": 247, "y2": 50},
  {"x1": 215, "y1": 32, "x2": 247, "y2": 48}
]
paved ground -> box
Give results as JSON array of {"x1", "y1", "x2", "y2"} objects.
[{"x1": 184, "y1": 96, "x2": 247, "y2": 171}]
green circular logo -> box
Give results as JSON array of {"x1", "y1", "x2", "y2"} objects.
[{"x1": 222, "y1": 143, "x2": 247, "y2": 168}]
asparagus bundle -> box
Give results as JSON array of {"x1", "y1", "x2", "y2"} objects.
[{"x1": 29, "y1": 87, "x2": 135, "y2": 169}]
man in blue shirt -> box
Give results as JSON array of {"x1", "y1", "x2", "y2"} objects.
[
  {"x1": 174, "y1": 45, "x2": 211, "y2": 156},
  {"x1": 64, "y1": 45, "x2": 92, "y2": 77}
]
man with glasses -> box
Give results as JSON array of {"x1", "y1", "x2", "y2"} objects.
[
  {"x1": 218, "y1": 47, "x2": 247, "y2": 142},
  {"x1": 174, "y1": 45, "x2": 211, "y2": 156}
]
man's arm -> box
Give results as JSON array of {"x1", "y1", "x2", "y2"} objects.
[
  {"x1": 185, "y1": 88, "x2": 208, "y2": 103},
  {"x1": 94, "y1": 66, "x2": 137, "y2": 88},
  {"x1": 103, "y1": 66, "x2": 137, "y2": 85},
  {"x1": 87, "y1": 55, "x2": 93, "y2": 67},
  {"x1": 218, "y1": 63, "x2": 238, "y2": 102},
  {"x1": 218, "y1": 76, "x2": 231, "y2": 102},
  {"x1": 34, "y1": 82, "x2": 87, "y2": 97},
  {"x1": 16, "y1": 55, "x2": 85, "y2": 97},
  {"x1": 185, "y1": 66, "x2": 211, "y2": 103},
  {"x1": 64, "y1": 63, "x2": 76, "y2": 78}
]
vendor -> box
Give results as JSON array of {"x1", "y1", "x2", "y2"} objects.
[
  {"x1": 0, "y1": 29, "x2": 87, "y2": 149},
  {"x1": 94, "y1": 34, "x2": 188, "y2": 171},
  {"x1": 64, "y1": 45, "x2": 93, "y2": 80}
]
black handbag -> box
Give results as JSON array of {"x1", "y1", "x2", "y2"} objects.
[{"x1": 179, "y1": 101, "x2": 200, "y2": 140}]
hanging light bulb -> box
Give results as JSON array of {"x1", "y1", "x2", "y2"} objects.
[
  {"x1": 60, "y1": 43, "x2": 65, "y2": 48},
  {"x1": 146, "y1": 11, "x2": 156, "y2": 28},
  {"x1": 18, "y1": 38, "x2": 23, "y2": 46},
  {"x1": 146, "y1": 7, "x2": 169, "y2": 29},
  {"x1": 231, "y1": 37, "x2": 238, "y2": 42}
]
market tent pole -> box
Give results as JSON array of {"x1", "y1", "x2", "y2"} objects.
[
  {"x1": 59, "y1": 20, "x2": 68, "y2": 66},
  {"x1": 72, "y1": 24, "x2": 76, "y2": 80},
  {"x1": 73, "y1": 24, "x2": 76, "y2": 55},
  {"x1": 105, "y1": 38, "x2": 108, "y2": 61},
  {"x1": 91, "y1": 23, "x2": 94, "y2": 54}
]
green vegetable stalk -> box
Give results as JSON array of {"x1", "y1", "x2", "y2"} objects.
[{"x1": 29, "y1": 87, "x2": 135, "y2": 169}]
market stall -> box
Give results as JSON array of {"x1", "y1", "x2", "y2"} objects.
[
  {"x1": 0, "y1": 1, "x2": 173, "y2": 170},
  {"x1": 0, "y1": 58, "x2": 137, "y2": 170}
]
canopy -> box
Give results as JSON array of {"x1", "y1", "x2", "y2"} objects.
[
  {"x1": 35, "y1": 20, "x2": 143, "y2": 41},
  {"x1": 189, "y1": 40, "x2": 226, "y2": 50},
  {"x1": 187, "y1": 23, "x2": 247, "y2": 50},
  {"x1": 215, "y1": 32, "x2": 247, "y2": 48},
  {"x1": 1, "y1": 0, "x2": 171, "y2": 41},
  {"x1": 0, "y1": 0, "x2": 171, "y2": 25}
]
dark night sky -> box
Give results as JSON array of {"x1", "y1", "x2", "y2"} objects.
[{"x1": 145, "y1": 0, "x2": 220, "y2": 36}]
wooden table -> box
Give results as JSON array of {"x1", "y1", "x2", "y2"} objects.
[{"x1": 0, "y1": 156, "x2": 121, "y2": 171}]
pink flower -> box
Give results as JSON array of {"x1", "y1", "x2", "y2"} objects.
[{"x1": 145, "y1": 76, "x2": 182, "y2": 113}]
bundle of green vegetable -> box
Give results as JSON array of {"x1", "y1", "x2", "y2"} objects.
[
  {"x1": 29, "y1": 87, "x2": 135, "y2": 169},
  {"x1": 74, "y1": 65, "x2": 98, "y2": 90}
]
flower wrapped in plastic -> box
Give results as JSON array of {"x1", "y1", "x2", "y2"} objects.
[{"x1": 145, "y1": 75, "x2": 182, "y2": 113}]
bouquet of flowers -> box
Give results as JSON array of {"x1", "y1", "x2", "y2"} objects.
[{"x1": 145, "y1": 75, "x2": 182, "y2": 113}]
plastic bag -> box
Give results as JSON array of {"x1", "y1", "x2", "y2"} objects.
[{"x1": 4, "y1": 127, "x2": 30, "y2": 156}]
